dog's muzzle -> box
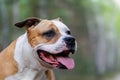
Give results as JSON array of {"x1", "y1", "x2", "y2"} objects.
[{"x1": 35, "y1": 36, "x2": 77, "y2": 70}]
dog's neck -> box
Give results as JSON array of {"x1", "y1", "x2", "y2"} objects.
[
  {"x1": 6, "y1": 33, "x2": 48, "y2": 80},
  {"x1": 14, "y1": 33, "x2": 45, "y2": 71}
]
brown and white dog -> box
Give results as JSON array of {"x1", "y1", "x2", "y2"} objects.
[{"x1": 0, "y1": 17, "x2": 77, "y2": 80}]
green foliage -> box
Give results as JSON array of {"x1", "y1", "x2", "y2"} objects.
[
  {"x1": 115, "y1": 10, "x2": 120, "y2": 38},
  {"x1": 19, "y1": 0, "x2": 32, "y2": 19}
]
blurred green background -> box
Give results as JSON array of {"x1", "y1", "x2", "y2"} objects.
[{"x1": 1, "y1": 0, "x2": 120, "y2": 80}]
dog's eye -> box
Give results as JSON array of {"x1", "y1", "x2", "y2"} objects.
[
  {"x1": 43, "y1": 29, "x2": 56, "y2": 38},
  {"x1": 66, "y1": 31, "x2": 71, "y2": 35}
]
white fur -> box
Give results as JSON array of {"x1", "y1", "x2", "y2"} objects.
[
  {"x1": 52, "y1": 20, "x2": 70, "y2": 35},
  {"x1": 5, "y1": 68, "x2": 48, "y2": 80},
  {"x1": 34, "y1": 36, "x2": 68, "y2": 54}
]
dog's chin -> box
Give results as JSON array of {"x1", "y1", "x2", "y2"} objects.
[{"x1": 36, "y1": 49, "x2": 75, "y2": 69}]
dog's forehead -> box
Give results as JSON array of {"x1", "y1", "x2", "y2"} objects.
[
  {"x1": 31, "y1": 19, "x2": 69, "y2": 34},
  {"x1": 51, "y1": 20, "x2": 70, "y2": 33}
]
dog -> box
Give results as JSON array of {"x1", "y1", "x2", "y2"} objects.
[{"x1": 0, "y1": 17, "x2": 77, "y2": 80}]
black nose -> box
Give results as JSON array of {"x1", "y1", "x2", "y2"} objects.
[{"x1": 64, "y1": 37, "x2": 75, "y2": 50}]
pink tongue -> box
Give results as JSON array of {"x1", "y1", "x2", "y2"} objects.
[{"x1": 57, "y1": 57, "x2": 75, "y2": 69}]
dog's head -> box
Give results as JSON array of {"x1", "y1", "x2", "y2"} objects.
[{"x1": 15, "y1": 17, "x2": 77, "y2": 69}]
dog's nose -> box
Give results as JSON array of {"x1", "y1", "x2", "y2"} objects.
[
  {"x1": 64, "y1": 37, "x2": 75, "y2": 44},
  {"x1": 64, "y1": 37, "x2": 75, "y2": 50}
]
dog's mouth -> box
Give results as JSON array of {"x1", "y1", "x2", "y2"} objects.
[{"x1": 37, "y1": 50, "x2": 75, "y2": 69}]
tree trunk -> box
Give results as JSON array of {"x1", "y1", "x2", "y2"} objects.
[
  {"x1": 39, "y1": 0, "x2": 47, "y2": 18},
  {"x1": 86, "y1": 3, "x2": 106, "y2": 75},
  {"x1": 12, "y1": 1, "x2": 19, "y2": 24},
  {"x1": 0, "y1": 0, "x2": 10, "y2": 49}
]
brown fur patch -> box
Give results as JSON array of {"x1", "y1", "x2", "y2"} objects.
[
  {"x1": 27, "y1": 20, "x2": 61, "y2": 47},
  {"x1": 0, "y1": 40, "x2": 18, "y2": 80}
]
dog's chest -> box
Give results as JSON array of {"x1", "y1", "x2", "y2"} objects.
[{"x1": 5, "y1": 69, "x2": 48, "y2": 80}]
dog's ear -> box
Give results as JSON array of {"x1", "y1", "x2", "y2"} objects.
[
  {"x1": 54, "y1": 17, "x2": 62, "y2": 22},
  {"x1": 15, "y1": 17, "x2": 41, "y2": 28}
]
